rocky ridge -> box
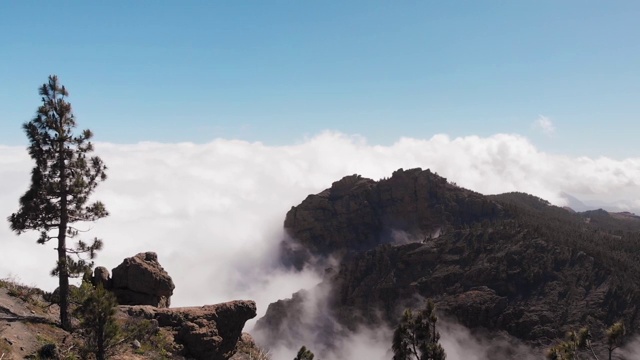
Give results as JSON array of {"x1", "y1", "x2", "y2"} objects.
[
  {"x1": 0, "y1": 252, "x2": 256, "y2": 360},
  {"x1": 281, "y1": 168, "x2": 501, "y2": 269},
  {"x1": 122, "y1": 300, "x2": 257, "y2": 360}
]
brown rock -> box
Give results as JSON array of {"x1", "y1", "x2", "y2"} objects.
[
  {"x1": 91, "y1": 266, "x2": 111, "y2": 289},
  {"x1": 122, "y1": 300, "x2": 257, "y2": 360},
  {"x1": 111, "y1": 252, "x2": 175, "y2": 307}
]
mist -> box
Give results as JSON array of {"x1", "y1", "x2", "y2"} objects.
[
  {"x1": 252, "y1": 282, "x2": 544, "y2": 360},
  {"x1": 2, "y1": 131, "x2": 640, "y2": 347},
  {"x1": 249, "y1": 264, "x2": 545, "y2": 360}
]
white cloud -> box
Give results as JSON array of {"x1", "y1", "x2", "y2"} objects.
[
  {"x1": 438, "y1": 319, "x2": 539, "y2": 360},
  {"x1": 533, "y1": 115, "x2": 556, "y2": 136},
  {"x1": 1, "y1": 131, "x2": 640, "y2": 335},
  {"x1": 620, "y1": 336, "x2": 640, "y2": 359},
  {"x1": 258, "y1": 291, "x2": 542, "y2": 360}
]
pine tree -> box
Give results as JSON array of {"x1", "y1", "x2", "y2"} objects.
[
  {"x1": 546, "y1": 323, "x2": 626, "y2": 360},
  {"x1": 392, "y1": 299, "x2": 446, "y2": 360},
  {"x1": 293, "y1": 346, "x2": 315, "y2": 360},
  {"x1": 76, "y1": 283, "x2": 121, "y2": 360},
  {"x1": 546, "y1": 328, "x2": 592, "y2": 360},
  {"x1": 8, "y1": 75, "x2": 108, "y2": 331},
  {"x1": 606, "y1": 321, "x2": 625, "y2": 360}
]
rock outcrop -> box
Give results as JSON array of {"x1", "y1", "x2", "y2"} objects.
[
  {"x1": 123, "y1": 300, "x2": 257, "y2": 360},
  {"x1": 110, "y1": 252, "x2": 175, "y2": 307},
  {"x1": 281, "y1": 168, "x2": 502, "y2": 269},
  {"x1": 91, "y1": 266, "x2": 111, "y2": 289}
]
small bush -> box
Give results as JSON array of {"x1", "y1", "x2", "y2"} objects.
[
  {"x1": 234, "y1": 339, "x2": 272, "y2": 360},
  {"x1": 121, "y1": 318, "x2": 175, "y2": 359},
  {"x1": 37, "y1": 343, "x2": 59, "y2": 359},
  {"x1": 0, "y1": 275, "x2": 42, "y2": 302},
  {"x1": 0, "y1": 338, "x2": 13, "y2": 359},
  {"x1": 74, "y1": 284, "x2": 121, "y2": 360}
]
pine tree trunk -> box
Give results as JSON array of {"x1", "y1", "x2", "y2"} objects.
[
  {"x1": 58, "y1": 132, "x2": 71, "y2": 331},
  {"x1": 58, "y1": 224, "x2": 70, "y2": 331},
  {"x1": 97, "y1": 323, "x2": 105, "y2": 360}
]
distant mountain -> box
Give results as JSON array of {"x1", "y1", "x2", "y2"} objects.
[
  {"x1": 561, "y1": 191, "x2": 640, "y2": 215},
  {"x1": 560, "y1": 192, "x2": 593, "y2": 212},
  {"x1": 257, "y1": 168, "x2": 640, "y2": 353}
]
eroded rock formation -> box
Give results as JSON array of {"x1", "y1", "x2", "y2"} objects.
[
  {"x1": 110, "y1": 251, "x2": 175, "y2": 307},
  {"x1": 90, "y1": 266, "x2": 111, "y2": 289},
  {"x1": 123, "y1": 300, "x2": 257, "y2": 360}
]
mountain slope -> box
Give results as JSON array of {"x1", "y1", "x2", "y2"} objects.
[{"x1": 258, "y1": 168, "x2": 640, "y2": 351}]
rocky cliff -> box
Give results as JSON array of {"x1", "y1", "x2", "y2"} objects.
[
  {"x1": 259, "y1": 168, "x2": 640, "y2": 349},
  {"x1": 123, "y1": 300, "x2": 257, "y2": 360},
  {"x1": 281, "y1": 168, "x2": 501, "y2": 269}
]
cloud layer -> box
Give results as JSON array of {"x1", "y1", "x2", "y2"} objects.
[{"x1": 1, "y1": 131, "x2": 640, "y2": 333}]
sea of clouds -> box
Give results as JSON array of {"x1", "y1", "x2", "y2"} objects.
[{"x1": 2, "y1": 131, "x2": 640, "y2": 358}]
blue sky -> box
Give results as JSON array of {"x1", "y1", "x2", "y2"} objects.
[
  {"x1": 4, "y1": 2, "x2": 640, "y2": 340},
  {"x1": 1, "y1": 1, "x2": 639, "y2": 157}
]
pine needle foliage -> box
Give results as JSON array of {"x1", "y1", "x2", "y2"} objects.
[
  {"x1": 546, "y1": 328, "x2": 593, "y2": 360},
  {"x1": 76, "y1": 283, "x2": 122, "y2": 360},
  {"x1": 8, "y1": 75, "x2": 108, "y2": 330},
  {"x1": 546, "y1": 322, "x2": 626, "y2": 360},
  {"x1": 392, "y1": 300, "x2": 446, "y2": 360},
  {"x1": 606, "y1": 321, "x2": 625, "y2": 360},
  {"x1": 293, "y1": 346, "x2": 315, "y2": 360}
]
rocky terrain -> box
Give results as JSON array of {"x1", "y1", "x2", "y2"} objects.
[
  {"x1": 0, "y1": 252, "x2": 259, "y2": 360},
  {"x1": 258, "y1": 168, "x2": 640, "y2": 354},
  {"x1": 280, "y1": 169, "x2": 501, "y2": 269},
  {"x1": 121, "y1": 301, "x2": 257, "y2": 360},
  {"x1": 5, "y1": 168, "x2": 640, "y2": 358}
]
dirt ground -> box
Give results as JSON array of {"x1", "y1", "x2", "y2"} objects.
[
  {"x1": 0, "y1": 283, "x2": 258, "y2": 360},
  {"x1": 0, "y1": 287, "x2": 71, "y2": 359}
]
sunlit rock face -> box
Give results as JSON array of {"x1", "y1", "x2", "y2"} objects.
[{"x1": 110, "y1": 251, "x2": 175, "y2": 308}]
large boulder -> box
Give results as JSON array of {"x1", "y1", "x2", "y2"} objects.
[
  {"x1": 122, "y1": 300, "x2": 257, "y2": 360},
  {"x1": 111, "y1": 252, "x2": 175, "y2": 307}
]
